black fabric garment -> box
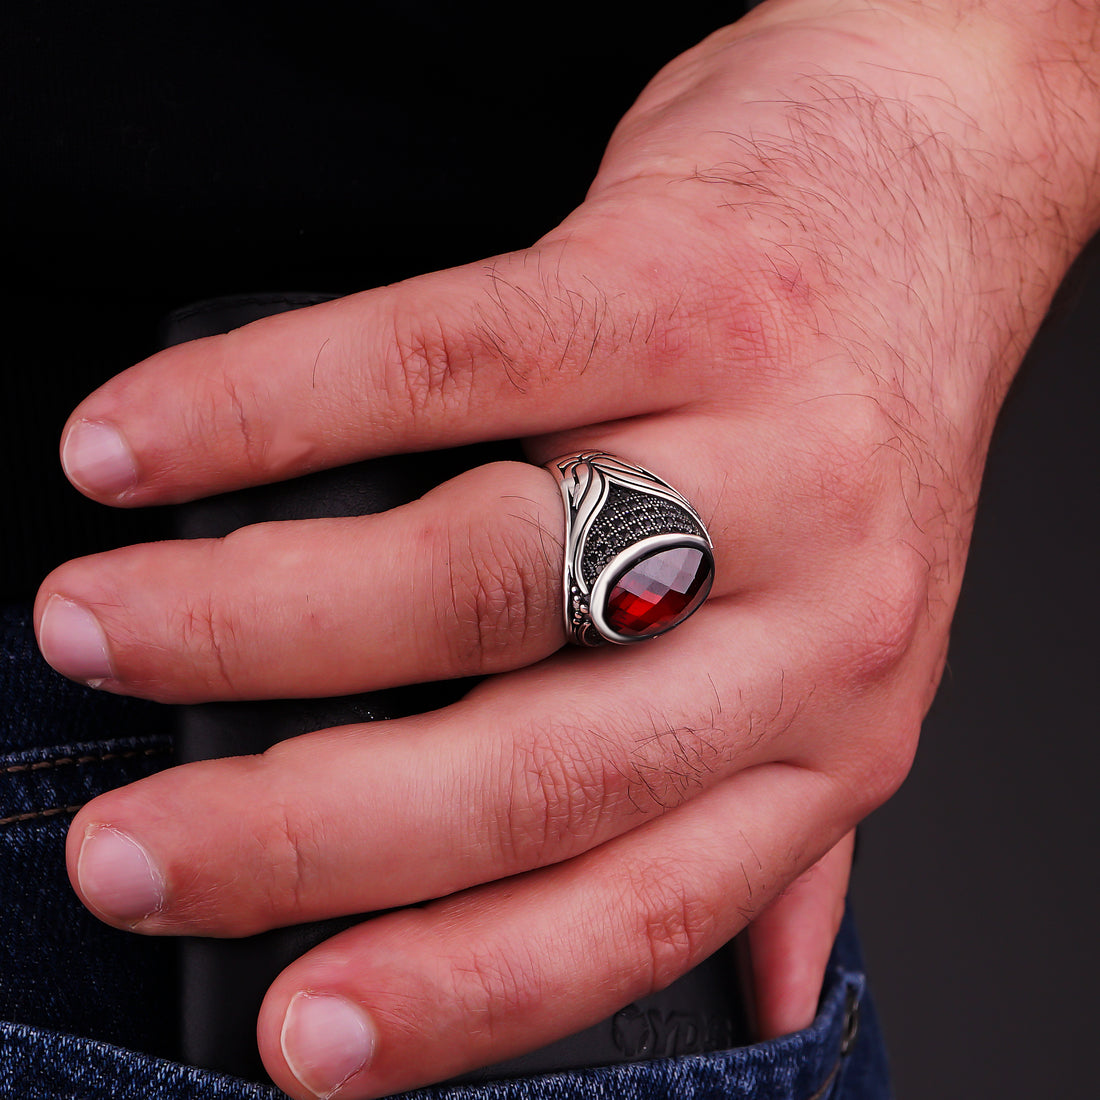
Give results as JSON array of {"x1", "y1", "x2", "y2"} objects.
[{"x1": 2, "y1": 0, "x2": 739, "y2": 599}]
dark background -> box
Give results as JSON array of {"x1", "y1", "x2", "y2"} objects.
[
  {"x1": 851, "y1": 244, "x2": 1100, "y2": 1100},
  {"x1": 4, "y1": 3, "x2": 1096, "y2": 1095}
]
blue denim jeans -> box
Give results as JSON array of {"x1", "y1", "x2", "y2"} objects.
[{"x1": 1, "y1": 604, "x2": 891, "y2": 1099}]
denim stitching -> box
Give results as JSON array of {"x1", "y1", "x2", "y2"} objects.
[
  {"x1": 0, "y1": 804, "x2": 84, "y2": 826},
  {"x1": 805, "y1": 1057, "x2": 841, "y2": 1100},
  {"x1": 2, "y1": 747, "x2": 171, "y2": 826},
  {"x1": 2, "y1": 747, "x2": 169, "y2": 775},
  {"x1": 804, "y1": 984, "x2": 861, "y2": 1099}
]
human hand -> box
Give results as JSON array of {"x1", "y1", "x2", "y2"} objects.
[{"x1": 35, "y1": 1, "x2": 1100, "y2": 1096}]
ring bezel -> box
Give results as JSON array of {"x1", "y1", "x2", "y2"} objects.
[
  {"x1": 587, "y1": 532, "x2": 715, "y2": 645},
  {"x1": 550, "y1": 451, "x2": 715, "y2": 646}
]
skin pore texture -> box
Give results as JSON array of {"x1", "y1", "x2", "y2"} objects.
[{"x1": 33, "y1": 1, "x2": 1100, "y2": 1097}]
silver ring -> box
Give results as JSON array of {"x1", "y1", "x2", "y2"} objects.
[{"x1": 548, "y1": 452, "x2": 715, "y2": 646}]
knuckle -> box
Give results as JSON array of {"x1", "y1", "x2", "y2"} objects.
[
  {"x1": 835, "y1": 704, "x2": 922, "y2": 818},
  {"x1": 383, "y1": 302, "x2": 476, "y2": 424},
  {"x1": 874, "y1": 721, "x2": 921, "y2": 804},
  {"x1": 439, "y1": 500, "x2": 555, "y2": 670},
  {"x1": 167, "y1": 586, "x2": 242, "y2": 697},
  {"x1": 178, "y1": 339, "x2": 271, "y2": 478},
  {"x1": 489, "y1": 705, "x2": 733, "y2": 874},
  {"x1": 619, "y1": 859, "x2": 717, "y2": 995},
  {"x1": 797, "y1": 398, "x2": 897, "y2": 533},
  {"x1": 827, "y1": 549, "x2": 929, "y2": 691},
  {"x1": 159, "y1": 759, "x2": 322, "y2": 936},
  {"x1": 214, "y1": 368, "x2": 267, "y2": 475},
  {"x1": 465, "y1": 541, "x2": 534, "y2": 661},
  {"x1": 790, "y1": 388, "x2": 949, "y2": 558},
  {"x1": 445, "y1": 942, "x2": 541, "y2": 1045},
  {"x1": 244, "y1": 773, "x2": 326, "y2": 926},
  {"x1": 152, "y1": 526, "x2": 281, "y2": 700},
  {"x1": 495, "y1": 723, "x2": 620, "y2": 869}
]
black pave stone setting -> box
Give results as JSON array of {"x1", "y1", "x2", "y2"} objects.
[{"x1": 580, "y1": 485, "x2": 704, "y2": 587}]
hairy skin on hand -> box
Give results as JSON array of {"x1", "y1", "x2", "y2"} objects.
[
  {"x1": 35, "y1": 2, "x2": 1100, "y2": 1096},
  {"x1": 563, "y1": 0, "x2": 1100, "y2": 630}
]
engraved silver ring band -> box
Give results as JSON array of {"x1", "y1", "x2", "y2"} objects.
[{"x1": 547, "y1": 452, "x2": 715, "y2": 646}]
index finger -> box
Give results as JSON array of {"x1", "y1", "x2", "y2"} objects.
[{"x1": 61, "y1": 233, "x2": 761, "y2": 506}]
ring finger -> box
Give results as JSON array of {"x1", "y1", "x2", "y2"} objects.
[{"x1": 34, "y1": 413, "x2": 786, "y2": 703}]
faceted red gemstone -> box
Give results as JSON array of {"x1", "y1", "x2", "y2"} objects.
[{"x1": 605, "y1": 546, "x2": 713, "y2": 638}]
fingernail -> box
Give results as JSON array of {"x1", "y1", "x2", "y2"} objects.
[
  {"x1": 281, "y1": 992, "x2": 376, "y2": 1098},
  {"x1": 38, "y1": 596, "x2": 113, "y2": 686},
  {"x1": 77, "y1": 825, "x2": 165, "y2": 925},
  {"x1": 62, "y1": 420, "x2": 138, "y2": 497}
]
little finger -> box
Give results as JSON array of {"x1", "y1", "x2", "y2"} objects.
[{"x1": 256, "y1": 763, "x2": 851, "y2": 1099}]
